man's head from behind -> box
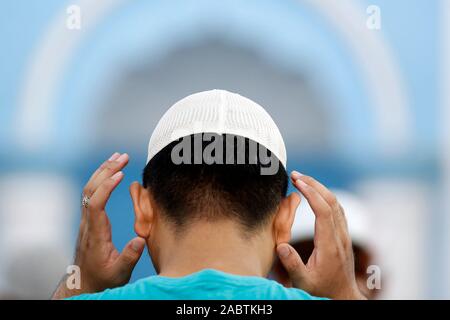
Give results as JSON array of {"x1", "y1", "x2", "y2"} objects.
[{"x1": 128, "y1": 90, "x2": 301, "y2": 276}]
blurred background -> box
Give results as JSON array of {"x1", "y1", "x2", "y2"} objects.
[{"x1": 0, "y1": 0, "x2": 447, "y2": 299}]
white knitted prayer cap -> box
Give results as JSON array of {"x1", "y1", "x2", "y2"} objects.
[{"x1": 146, "y1": 89, "x2": 287, "y2": 167}]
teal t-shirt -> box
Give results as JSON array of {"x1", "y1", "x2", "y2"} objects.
[{"x1": 67, "y1": 269, "x2": 326, "y2": 300}]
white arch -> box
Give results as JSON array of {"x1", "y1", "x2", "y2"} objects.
[
  {"x1": 16, "y1": 0, "x2": 125, "y2": 151},
  {"x1": 304, "y1": 0, "x2": 411, "y2": 155},
  {"x1": 16, "y1": 0, "x2": 411, "y2": 156}
]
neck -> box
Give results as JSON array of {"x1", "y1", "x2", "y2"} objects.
[{"x1": 155, "y1": 220, "x2": 273, "y2": 278}]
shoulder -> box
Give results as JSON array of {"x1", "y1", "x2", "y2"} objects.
[
  {"x1": 279, "y1": 287, "x2": 328, "y2": 300},
  {"x1": 65, "y1": 273, "x2": 328, "y2": 300},
  {"x1": 260, "y1": 278, "x2": 328, "y2": 300},
  {"x1": 66, "y1": 276, "x2": 158, "y2": 300}
]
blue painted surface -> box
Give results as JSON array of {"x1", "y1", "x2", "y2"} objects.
[{"x1": 0, "y1": 0, "x2": 442, "y2": 290}]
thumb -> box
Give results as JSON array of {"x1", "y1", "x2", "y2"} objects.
[
  {"x1": 114, "y1": 237, "x2": 145, "y2": 277},
  {"x1": 277, "y1": 243, "x2": 307, "y2": 287}
]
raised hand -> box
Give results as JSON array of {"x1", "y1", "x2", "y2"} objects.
[
  {"x1": 276, "y1": 172, "x2": 366, "y2": 300},
  {"x1": 52, "y1": 153, "x2": 145, "y2": 299}
]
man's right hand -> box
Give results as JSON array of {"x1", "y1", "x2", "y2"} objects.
[
  {"x1": 52, "y1": 152, "x2": 145, "y2": 299},
  {"x1": 276, "y1": 172, "x2": 367, "y2": 300}
]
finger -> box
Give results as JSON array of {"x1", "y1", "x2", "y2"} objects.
[
  {"x1": 277, "y1": 243, "x2": 307, "y2": 287},
  {"x1": 90, "y1": 153, "x2": 128, "y2": 194},
  {"x1": 89, "y1": 171, "x2": 124, "y2": 212},
  {"x1": 84, "y1": 153, "x2": 129, "y2": 197},
  {"x1": 83, "y1": 153, "x2": 121, "y2": 197},
  {"x1": 113, "y1": 237, "x2": 146, "y2": 278},
  {"x1": 92, "y1": 152, "x2": 121, "y2": 180},
  {"x1": 291, "y1": 172, "x2": 337, "y2": 208},
  {"x1": 292, "y1": 172, "x2": 351, "y2": 249},
  {"x1": 335, "y1": 204, "x2": 352, "y2": 250},
  {"x1": 87, "y1": 171, "x2": 124, "y2": 236},
  {"x1": 293, "y1": 178, "x2": 337, "y2": 250}
]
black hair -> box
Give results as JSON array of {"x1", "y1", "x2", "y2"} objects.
[{"x1": 143, "y1": 133, "x2": 288, "y2": 233}]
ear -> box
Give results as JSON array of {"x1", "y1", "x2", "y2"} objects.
[
  {"x1": 273, "y1": 192, "x2": 301, "y2": 244},
  {"x1": 129, "y1": 182, "x2": 154, "y2": 239}
]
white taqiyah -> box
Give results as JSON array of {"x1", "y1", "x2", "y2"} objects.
[{"x1": 146, "y1": 89, "x2": 287, "y2": 167}]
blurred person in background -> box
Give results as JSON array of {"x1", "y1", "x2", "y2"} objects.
[
  {"x1": 52, "y1": 90, "x2": 366, "y2": 300},
  {"x1": 271, "y1": 191, "x2": 379, "y2": 299}
]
